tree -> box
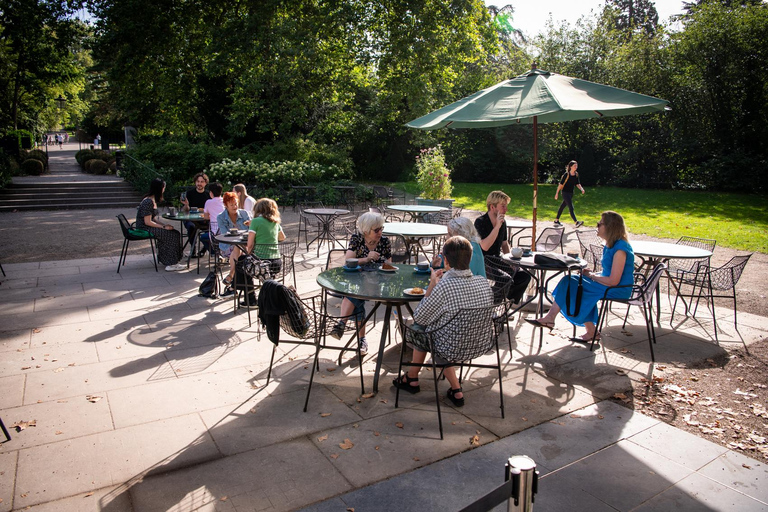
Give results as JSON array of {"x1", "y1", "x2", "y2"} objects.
[
  {"x1": 0, "y1": 0, "x2": 87, "y2": 132},
  {"x1": 604, "y1": 0, "x2": 659, "y2": 39}
]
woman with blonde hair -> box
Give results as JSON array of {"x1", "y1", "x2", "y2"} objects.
[
  {"x1": 233, "y1": 183, "x2": 256, "y2": 213},
  {"x1": 236, "y1": 198, "x2": 286, "y2": 306},
  {"x1": 526, "y1": 211, "x2": 634, "y2": 342}
]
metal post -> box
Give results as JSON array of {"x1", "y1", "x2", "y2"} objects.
[{"x1": 506, "y1": 455, "x2": 538, "y2": 512}]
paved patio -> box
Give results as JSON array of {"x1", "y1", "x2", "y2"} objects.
[{"x1": 1, "y1": 237, "x2": 767, "y2": 511}]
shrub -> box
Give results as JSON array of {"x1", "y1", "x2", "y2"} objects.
[
  {"x1": 415, "y1": 145, "x2": 453, "y2": 200},
  {"x1": 206, "y1": 158, "x2": 351, "y2": 187},
  {"x1": 76, "y1": 149, "x2": 96, "y2": 167},
  {"x1": 84, "y1": 159, "x2": 99, "y2": 173},
  {"x1": 90, "y1": 159, "x2": 108, "y2": 175},
  {"x1": 7, "y1": 129, "x2": 34, "y2": 150},
  {"x1": 22, "y1": 158, "x2": 44, "y2": 176},
  {"x1": 93, "y1": 149, "x2": 113, "y2": 161},
  {"x1": 0, "y1": 150, "x2": 12, "y2": 187},
  {"x1": 23, "y1": 150, "x2": 48, "y2": 170},
  {"x1": 109, "y1": 160, "x2": 117, "y2": 174}
]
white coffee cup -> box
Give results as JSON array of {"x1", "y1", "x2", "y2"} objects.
[{"x1": 511, "y1": 247, "x2": 523, "y2": 258}]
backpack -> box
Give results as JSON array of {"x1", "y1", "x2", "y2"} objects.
[{"x1": 198, "y1": 271, "x2": 218, "y2": 298}]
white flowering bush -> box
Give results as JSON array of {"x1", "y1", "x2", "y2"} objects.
[
  {"x1": 206, "y1": 158, "x2": 351, "y2": 186},
  {"x1": 415, "y1": 145, "x2": 453, "y2": 200}
]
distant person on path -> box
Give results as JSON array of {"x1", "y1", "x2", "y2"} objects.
[
  {"x1": 554, "y1": 160, "x2": 585, "y2": 228},
  {"x1": 233, "y1": 183, "x2": 256, "y2": 213},
  {"x1": 181, "y1": 172, "x2": 210, "y2": 257},
  {"x1": 136, "y1": 178, "x2": 185, "y2": 271},
  {"x1": 526, "y1": 210, "x2": 634, "y2": 342}
]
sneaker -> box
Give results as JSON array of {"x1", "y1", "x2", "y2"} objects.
[
  {"x1": 221, "y1": 286, "x2": 234, "y2": 297},
  {"x1": 330, "y1": 322, "x2": 345, "y2": 340},
  {"x1": 165, "y1": 263, "x2": 186, "y2": 272},
  {"x1": 575, "y1": 220, "x2": 584, "y2": 228},
  {"x1": 553, "y1": 220, "x2": 562, "y2": 226},
  {"x1": 359, "y1": 338, "x2": 368, "y2": 356}
]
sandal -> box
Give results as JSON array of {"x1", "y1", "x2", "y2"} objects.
[
  {"x1": 524, "y1": 318, "x2": 555, "y2": 332},
  {"x1": 223, "y1": 275, "x2": 233, "y2": 286},
  {"x1": 392, "y1": 374, "x2": 420, "y2": 394},
  {"x1": 570, "y1": 333, "x2": 600, "y2": 344},
  {"x1": 447, "y1": 387, "x2": 465, "y2": 407}
]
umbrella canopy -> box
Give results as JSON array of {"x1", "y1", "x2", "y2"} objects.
[{"x1": 406, "y1": 66, "x2": 669, "y2": 247}]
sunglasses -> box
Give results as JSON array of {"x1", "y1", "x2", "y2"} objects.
[{"x1": 373, "y1": 227, "x2": 383, "y2": 233}]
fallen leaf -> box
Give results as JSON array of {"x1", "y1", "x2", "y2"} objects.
[
  {"x1": 598, "y1": 415, "x2": 605, "y2": 419},
  {"x1": 220, "y1": 496, "x2": 228, "y2": 502},
  {"x1": 375, "y1": 446, "x2": 380, "y2": 450},
  {"x1": 395, "y1": 422, "x2": 404, "y2": 429},
  {"x1": 353, "y1": 423, "x2": 359, "y2": 428},
  {"x1": 615, "y1": 369, "x2": 627, "y2": 375},
  {"x1": 470, "y1": 434, "x2": 480, "y2": 446},
  {"x1": 84, "y1": 492, "x2": 94, "y2": 497},
  {"x1": 339, "y1": 438, "x2": 354, "y2": 450},
  {"x1": 373, "y1": 431, "x2": 380, "y2": 436},
  {"x1": 380, "y1": 399, "x2": 388, "y2": 404},
  {"x1": 12, "y1": 420, "x2": 37, "y2": 431},
  {"x1": 53, "y1": 367, "x2": 64, "y2": 373},
  {"x1": 613, "y1": 393, "x2": 627, "y2": 400},
  {"x1": 330, "y1": 454, "x2": 339, "y2": 459},
  {"x1": 326, "y1": 367, "x2": 336, "y2": 372},
  {"x1": 319, "y1": 412, "x2": 332, "y2": 417},
  {"x1": 55, "y1": 431, "x2": 63, "y2": 435},
  {"x1": 361, "y1": 392, "x2": 375, "y2": 399},
  {"x1": 317, "y1": 434, "x2": 328, "y2": 442},
  {"x1": 32, "y1": 328, "x2": 41, "y2": 333},
  {"x1": 743, "y1": 463, "x2": 752, "y2": 469},
  {"x1": 347, "y1": 508, "x2": 355, "y2": 511},
  {"x1": 21, "y1": 366, "x2": 31, "y2": 370},
  {"x1": 86, "y1": 395, "x2": 102, "y2": 403},
  {"x1": 522, "y1": 417, "x2": 528, "y2": 421},
  {"x1": 413, "y1": 457, "x2": 420, "y2": 461}
]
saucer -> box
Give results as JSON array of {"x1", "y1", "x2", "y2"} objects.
[
  {"x1": 343, "y1": 265, "x2": 362, "y2": 272},
  {"x1": 414, "y1": 268, "x2": 431, "y2": 274}
]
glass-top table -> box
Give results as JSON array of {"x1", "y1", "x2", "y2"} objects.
[{"x1": 317, "y1": 265, "x2": 431, "y2": 393}]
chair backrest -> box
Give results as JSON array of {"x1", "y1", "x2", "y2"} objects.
[
  {"x1": 428, "y1": 305, "x2": 496, "y2": 362},
  {"x1": 278, "y1": 241, "x2": 297, "y2": 287},
  {"x1": 670, "y1": 236, "x2": 716, "y2": 274},
  {"x1": 575, "y1": 229, "x2": 600, "y2": 258},
  {"x1": 117, "y1": 214, "x2": 132, "y2": 237},
  {"x1": 536, "y1": 227, "x2": 564, "y2": 252},
  {"x1": 372, "y1": 186, "x2": 390, "y2": 199},
  {"x1": 709, "y1": 254, "x2": 751, "y2": 291},
  {"x1": 451, "y1": 204, "x2": 464, "y2": 219},
  {"x1": 277, "y1": 288, "x2": 317, "y2": 341},
  {"x1": 483, "y1": 255, "x2": 515, "y2": 305},
  {"x1": 389, "y1": 234, "x2": 412, "y2": 264},
  {"x1": 325, "y1": 249, "x2": 348, "y2": 271},
  {"x1": 587, "y1": 244, "x2": 603, "y2": 273},
  {"x1": 630, "y1": 262, "x2": 667, "y2": 305}
]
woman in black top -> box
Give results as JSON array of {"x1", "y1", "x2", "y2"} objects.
[
  {"x1": 554, "y1": 160, "x2": 585, "y2": 227},
  {"x1": 136, "y1": 178, "x2": 184, "y2": 271}
]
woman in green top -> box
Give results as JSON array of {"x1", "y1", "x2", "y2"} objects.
[{"x1": 246, "y1": 198, "x2": 285, "y2": 274}]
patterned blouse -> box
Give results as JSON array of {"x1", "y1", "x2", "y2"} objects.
[{"x1": 347, "y1": 233, "x2": 392, "y2": 266}]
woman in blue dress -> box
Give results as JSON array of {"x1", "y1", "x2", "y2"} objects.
[{"x1": 525, "y1": 211, "x2": 635, "y2": 342}]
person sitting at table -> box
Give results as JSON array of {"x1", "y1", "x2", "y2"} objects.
[
  {"x1": 525, "y1": 210, "x2": 635, "y2": 342},
  {"x1": 233, "y1": 183, "x2": 256, "y2": 213},
  {"x1": 474, "y1": 190, "x2": 531, "y2": 303},
  {"x1": 241, "y1": 198, "x2": 286, "y2": 305},
  {"x1": 217, "y1": 191, "x2": 252, "y2": 292},
  {"x1": 136, "y1": 178, "x2": 185, "y2": 272},
  {"x1": 329, "y1": 212, "x2": 393, "y2": 356},
  {"x1": 180, "y1": 172, "x2": 210, "y2": 257},
  {"x1": 201, "y1": 182, "x2": 225, "y2": 255},
  {"x1": 431, "y1": 216, "x2": 486, "y2": 278},
  {"x1": 392, "y1": 236, "x2": 493, "y2": 406}
]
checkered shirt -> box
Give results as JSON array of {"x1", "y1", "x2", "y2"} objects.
[{"x1": 412, "y1": 269, "x2": 493, "y2": 355}]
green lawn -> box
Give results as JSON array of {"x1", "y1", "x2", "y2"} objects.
[{"x1": 390, "y1": 182, "x2": 767, "y2": 253}]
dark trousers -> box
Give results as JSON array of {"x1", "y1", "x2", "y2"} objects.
[{"x1": 556, "y1": 192, "x2": 577, "y2": 222}]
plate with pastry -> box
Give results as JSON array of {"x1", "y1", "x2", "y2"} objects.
[
  {"x1": 379, "y1": 263, "x2": 398, "y2": 273},
  {"x1": 403, "y1": 287, "x2": 426, "y2": 296}
]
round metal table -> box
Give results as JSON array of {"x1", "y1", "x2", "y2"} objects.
[
  {"x1": 317, "y1": 265, "x2": 431, "y2": 393},
  {"x1": 382, "y1": 222, "x2": 448, "y2": 262},
  {"x1": 387, "y1": 204, "x2": 448, "y2": 222},
  {"x1": 303, "y1": 208, "x2": 350, "y2": 256}
]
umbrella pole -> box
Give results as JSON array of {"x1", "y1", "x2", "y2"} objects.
[{"x1": 531, "y1": 116, "x2": 538, "y2": 251}]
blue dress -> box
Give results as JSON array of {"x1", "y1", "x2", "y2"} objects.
[{"x1": 553, "y1": 239, "x2": 635, "y2": 327}]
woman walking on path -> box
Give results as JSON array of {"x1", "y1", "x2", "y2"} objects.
[
  {"x1": 136, "y1": 178, "x2": 185, "y2": 271},
  {"x1": 554, "y1": 160, "x2": 586, "y2": 227}
]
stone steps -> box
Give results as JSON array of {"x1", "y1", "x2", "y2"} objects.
[{"x1": 0, "y1": 181, "x2": 143, "y2": 212}]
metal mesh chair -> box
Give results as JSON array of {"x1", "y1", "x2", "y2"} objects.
[
  {"x1": 595, "y1": 263, "x2": 667, "y2": 361},
  {"x1": 575, "y1": 229, "x2": 601, "y2": 258},
  {"x1": 395, "y1": 304, "x2": 505, "y2": 439},
  {"x1": 674, "y1": 254, "x2": 751, "y2": 342},
  {"x1": 261, "y1": 289, "x2": 365, "y2": 411},
  {"x1": 451, "y1": 204, "x2": 464, "y2": 219},
  {"x1": 298, "y1": 209, "x2": 323, "y2": 250},
  {"x1": 484, "y1": 256, "x2": 517, "y2": 350},
  {"x1": 587, "y1": 244, "x2": 604, "y2": 274},
  {"x1": 116, "y1": 214, "x2": 158, "y2": 273},
  {"x1": 277, "y1": 241, "x2": 297, "y2": 289},
  {"x1": 666, "y1": 236, "x2": 716, "y2": 300},
  {"x1": 518, "y1": 227, "x2": 565, "y2": 253}
]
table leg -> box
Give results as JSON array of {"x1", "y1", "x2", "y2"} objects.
[{"x1": 371, "y1": 303, "x2": 392, "y2": 393}]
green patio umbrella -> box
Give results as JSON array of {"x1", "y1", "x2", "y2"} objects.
[{"x1": 406, "y1": 65, "x2": 670, "y2": 248}]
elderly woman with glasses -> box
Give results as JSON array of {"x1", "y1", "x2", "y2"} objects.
[
  {"x1": 329, "y1": 212, "x2": 392, "y2": 355},
  {"x1": 525, "y1": 211, "x2": 635, "y2": 342}
]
